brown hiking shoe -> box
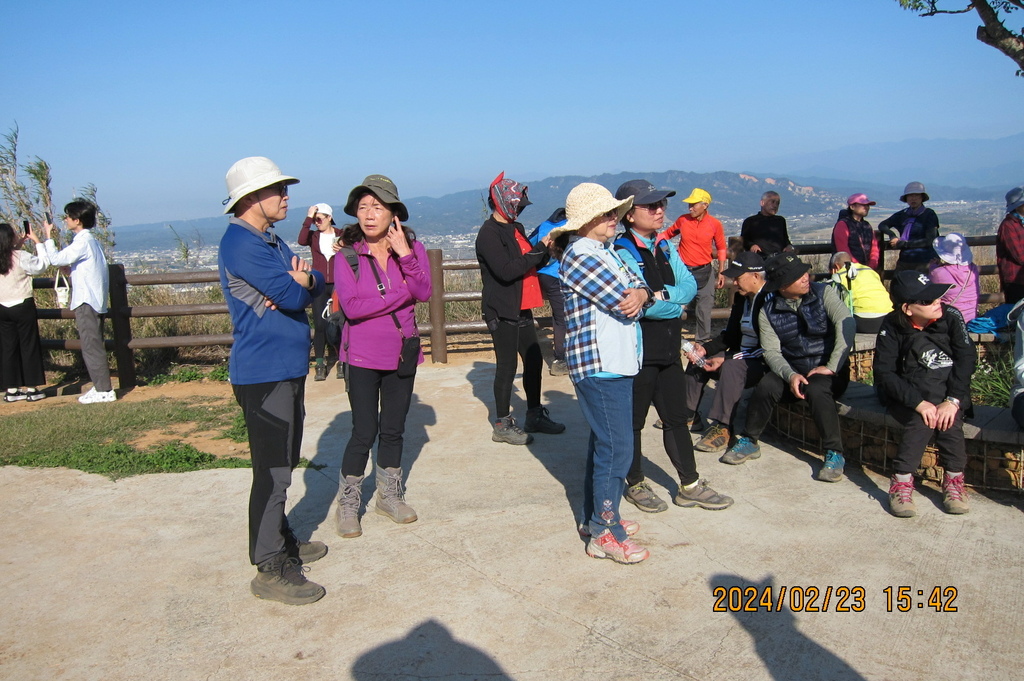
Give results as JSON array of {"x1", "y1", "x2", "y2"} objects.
[
  {"x1": 888, "y1": 476, "x2": 916, "y2": 518},
  {"x1": 624, "y1": 481, "x2": 668, "y2": 513},
  {"x1": 251, "y1": 553, "x2": 325, "y2": 605},
  {"x1": 674, "y1": 479, "x2": 734, "y2": 510},
  {"x1": 695, "y1": 423, "x2": 730, "y2": 453},
  {"x1": 942, "y1": 473, "x2": 970, "y2": 515}
]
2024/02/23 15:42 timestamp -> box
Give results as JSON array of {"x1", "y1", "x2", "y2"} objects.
[{"x1": 883, "y1": 586, "x2": 958, "y2": 612}]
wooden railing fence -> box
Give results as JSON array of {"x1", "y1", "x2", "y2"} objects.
[{"x1": 32, "y1": 236, "x2": 1005, "y2": 388}]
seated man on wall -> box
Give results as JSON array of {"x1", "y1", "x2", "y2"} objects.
[
  {"x1": 682, "y1": 251, "x2": 769, "y2": 454},
  {"x1": 740, "y1": 191, "x2": 793, "y2": 258},
  {"x1": 828, "y1": 252, "x2": 893, "y2": 335},
  {"x1": 721, "y1": 253, "x2": 855, "y2": 483}
]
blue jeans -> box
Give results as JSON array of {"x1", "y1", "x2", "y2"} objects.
[{"x1": 574, "y1": 375, "x2": 634, "y2": 541}]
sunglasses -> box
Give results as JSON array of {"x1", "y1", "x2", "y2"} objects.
[
  {"x1": 600, "y1": 209, "x2": 619, "y2": 220},
  {"x1": 635, "y1": 200, "x2": 667, "y2": 212},
  {"x1": 907, "y1": 299, "x2": 938, "y2": 306}
]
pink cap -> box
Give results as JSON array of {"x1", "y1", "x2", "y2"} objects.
[{"x1": 847, "y1": 193, "x2": 876, "y2": 206}]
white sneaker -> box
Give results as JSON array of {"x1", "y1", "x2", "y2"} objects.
[{"x1": 79, "y1": 388, "x2": 116, "y2": 404}]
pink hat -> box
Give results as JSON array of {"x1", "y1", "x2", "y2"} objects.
[{"x1": 847, "y1": 193, "x2": 876, "y2": 206}]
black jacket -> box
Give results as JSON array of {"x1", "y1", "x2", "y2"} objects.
[
  {"x1": 703, "y1": 288, "x2": 768, "y2": 357},
  {"x1": 475, "y1": 216, "x2": 549, "y2": 322},
  {"x1": 873, "y1": 305, "x2": 975, "y2": 409}
]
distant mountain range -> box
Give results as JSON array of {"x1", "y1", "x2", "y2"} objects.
[{"x1": 110, "y1": 168, "x2": 1010, "y2": 255}]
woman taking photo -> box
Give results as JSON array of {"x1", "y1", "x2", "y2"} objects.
[
  {"x1": 332, "y1": 175, "x2": 431, "y2": 538},
  {"x1": 554, "y1": 183, "x2": 654, "y2": 564},
  {"x1": 298, "y1": 202, "x2": 343, "y2": 381},
  {"x1": 0, "y1": 222, "x2": 49, "y2": 402}
]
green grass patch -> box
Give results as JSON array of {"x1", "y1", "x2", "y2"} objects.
[
  {"x1": 0, "y1": 397, "x2": 250, "y2": 479},
  {"x1": 972, "y1": 351, "x2": 1014, "y2": 409}
]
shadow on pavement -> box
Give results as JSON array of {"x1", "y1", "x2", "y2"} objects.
[
  {"x1": 352, "y1": 619, "x2": 514, "y2": 680},
  {"x1": 708, "y1": 573, "x2": 867, "y2": 681}
]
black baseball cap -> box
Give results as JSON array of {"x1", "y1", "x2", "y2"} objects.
[
  {"x1": 889, "y1": 270, "x2": 952, "y2": 305},
  {"x1": 722, "y1": 251, "x2": 765, "y2": 279},
  {"x1": 763, "y1": 253, "x2": 812, "y2": 292},
  {"x1": 614, "y1": 179, "x2": 676, "y2": 205}
]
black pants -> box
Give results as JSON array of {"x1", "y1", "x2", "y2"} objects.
[
  {"x1": 310, "y1": 283, "x2": 335, "y2": 360},
  {"x1": 538, "y1": 273, "x2": 566, "y2": 361},
  {"x1": 1004, "y1": 282, "x2": 1024, "y2": 306},
  {"x1": 854, "y1": 316, "x2": 884, "y2": 334},
  {"x1": 629, "y1": 362, "x2": 699, "y2": 487},
  {"x1": 889, "y1": 402, "x2": 967, "y2": 474},
  {"x1": 743, "y1": 370, "x2": 848, "y2": 452},
  {"x1": 0, "y1": 298, "x2": 45, "y2": 390},
  {"x1": 488, "y1": 313, "x2": 542, "y2": 419},
  {"x1": 342, "y1": 365, "x2": 416, "y2": 477},
  {"x1": 233, "y1": 377, "x2": 305, "y2": 566}
]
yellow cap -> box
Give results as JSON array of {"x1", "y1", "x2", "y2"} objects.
[{"x1": 682, "y1": 188, "x2": 712, "y2": 205}]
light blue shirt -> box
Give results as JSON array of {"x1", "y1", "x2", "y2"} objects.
[{"x1": 42, "y1": 230, "x2": 109, "y2": 313}]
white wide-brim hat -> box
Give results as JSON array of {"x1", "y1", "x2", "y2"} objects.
[
  {"x1": 933, "y1": 232, "x2": 973, "y2": 265},
  {"x1": 549, "y1": 183, "x2": 633, "y2": 239},
  {"x1": 223, "y1": 156, "x2": 299, "y2": 214}
]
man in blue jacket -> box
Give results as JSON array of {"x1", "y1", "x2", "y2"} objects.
[
  {"x1": 219, "y1": 157, "x2": 327, "y2": 605},
  {"x1": 613, "y1": 180, "x2": 734, "y2": 513}
]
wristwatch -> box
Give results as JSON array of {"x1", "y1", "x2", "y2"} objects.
[{"x1": 944, "y1": 396, "x2": 961, "y2": 408}]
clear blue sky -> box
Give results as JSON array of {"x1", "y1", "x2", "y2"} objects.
[{"x1": 3, "y1": 0, "x2": 1022, "y2": 225}]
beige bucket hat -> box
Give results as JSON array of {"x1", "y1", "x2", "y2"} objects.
[
  {"x1": 549, "y1": 183, "x2": 633, "y2": 239},
  {"x1": 223, "y1": 157, "x2": 299, "y2": 214}
]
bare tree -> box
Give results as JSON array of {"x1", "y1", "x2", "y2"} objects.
[{"x1": 896, "y1": 1, "x2": 1024, "y2": 76}]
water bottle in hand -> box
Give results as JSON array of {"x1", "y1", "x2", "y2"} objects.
[{"x1": 681, "y1": 340, "x2": 705, "y2": 368}]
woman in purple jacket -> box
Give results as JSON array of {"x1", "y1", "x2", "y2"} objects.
[{"x1": 332, "y1": 175, "x2": 432, "y2": 539}]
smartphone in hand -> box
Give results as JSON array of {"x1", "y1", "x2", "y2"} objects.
[{"x1": 23, "y1": 219, "x2": 31, "y2": 235}]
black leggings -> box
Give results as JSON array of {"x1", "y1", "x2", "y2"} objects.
[
  {"x1": 310, "y1": 283, "x2": 335, "y2": 360},
  {"x1": 489, "y1": 314, "x2": 542, "y2": 419},
  {"x1": 342, "y1": 365, "x2": 415, "y2": 477}
]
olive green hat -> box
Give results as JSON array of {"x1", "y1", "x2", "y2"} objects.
[{"x1": 344, "y1": 174, "x2": 409, "y2": 222}]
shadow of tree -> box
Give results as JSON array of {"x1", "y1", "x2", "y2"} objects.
[
  {"x1": 708, "y1": 573, "x2": 867, "y2": 681},
  {"x1": 351, "y1": 619, "x2": 514, "y2": 680}
]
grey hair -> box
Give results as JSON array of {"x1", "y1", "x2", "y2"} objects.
[
  {"x1": 830, "y1": 251, "x2": 853, "y2": 270},
  {"x1": 761, "y1": 191, "x2": 781, "y2": 201}
]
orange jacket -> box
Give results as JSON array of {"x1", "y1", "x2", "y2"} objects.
[{"x1": 661, "y1": 213, "x2": 727, "y2": 267}]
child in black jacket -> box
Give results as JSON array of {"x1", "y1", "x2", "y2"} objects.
[{"x1": 874, "y1": 271, "x2": 976, "y2": 517}]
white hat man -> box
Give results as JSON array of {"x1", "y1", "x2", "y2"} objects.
[{"x1": 219, "y1": 156, "x2": 328, "y2": 605}]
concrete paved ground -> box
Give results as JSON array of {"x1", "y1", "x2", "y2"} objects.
[{"x1": 1, "y1": 359, "x2": 1022, "y2": 680}]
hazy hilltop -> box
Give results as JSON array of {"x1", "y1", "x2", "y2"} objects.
[{"x1": 111, "y1": 168, "x2": 1010, "y2": 254}]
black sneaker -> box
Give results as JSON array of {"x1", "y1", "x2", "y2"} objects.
[
  {"x1": 524, "y1": 406, "x2": 565, "y2": 434},
  {"x1": 251, "y1": 553, "x2": 325, "y2": 605}
]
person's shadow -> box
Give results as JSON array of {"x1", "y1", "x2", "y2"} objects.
[
  {"x1": 708, "y1": 573, "x2": 867, "y2": 681},
  {"x1": 351, "y1": 619, "x2": 514, "y2": 680},
  {"x1": 289, "y1": 389, "x2": 436, "y2": 539}
]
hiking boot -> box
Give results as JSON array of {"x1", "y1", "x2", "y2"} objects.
[
  {"x1": 334, "y1": 474, "x2": 364, "y2": 538},
  {"x1": 818, "y1": 450, "x2": 846, "y2": 483},
  {"x1": 524, "y1": 406, "x2": 565, "y2": 434},
  {"x1": 942, "y1": 473, "x2": 970, "y2": 515},
  {"x1": 549, "y1": 359, "x2": 569, "y2": 376},
  {"x1": 492, "y1": 415, "x2": 533, "y2": 445},
  {"x1": 314, "y1": 363, "x2": 327, "y2": 381},
  {"x1": 695, "y1": 423, "x2": 730, "y2": 453},
  {"x1": 888, "y1": 475, "x2": 917, "y2": 518},
  {"x1": 674, "y1": 479, "x2": 734, "y2": 510},
  {"x1": 720, "y1": 436, "x2": 761, "y2": 465},
  {"x1": 78, "y1": 388, "x2": 116, "y2": 404},
  {"x1": 624, "y1": 481, "x2": 668, "y2": 513},
  {"x1": 284, "y1": 531, "x2": 328, "y2": 564},
  {"x1": 586, "y1": 530, "x2": 650, "y2": 564},
  {"x1": 336, "y1": 362, "x2": 345, "y2": 379},
  {"x1": 578, "y1": 518, "x2": 640, "y2": 538},
  {"x1": 689, "y1": 410, "x2": 707, "y2": 433},
  {"x1": 250, "y1": 553, "x2": 325, "y2": 605},
  {"x1": 374, "y1": 466, "x2": 418, "y2": 524}
]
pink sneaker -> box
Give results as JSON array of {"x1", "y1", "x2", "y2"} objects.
[
  {"x1": 578, "y1": 519, "x2": 640, "y2": 538},
  {"x1": 586, "y1": 529, "x2": 650, "y2": 564}
]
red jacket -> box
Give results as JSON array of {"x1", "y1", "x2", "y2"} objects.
[
  {"x1": 298, "y1": 217, "x2": 343, "y2": 283},
  {"x1": 997, "y1": 212, "x2": 1024, "y2": 288}
]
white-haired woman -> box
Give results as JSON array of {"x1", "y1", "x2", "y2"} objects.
[{"x1": 553, "y1": 183, "x2": 655, "y2": 564}]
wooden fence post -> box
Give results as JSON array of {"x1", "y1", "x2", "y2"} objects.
[
  {"x1": 427, "y1": 249, "x2": 447, "y2": 364},
  {"x1": 107, "y1": 264, "x2": 137, "y2": 390}
]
